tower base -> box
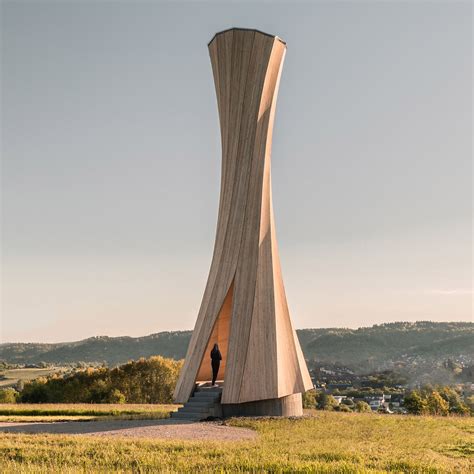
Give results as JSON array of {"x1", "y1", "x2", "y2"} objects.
[{"x1": 222, "y1": 393, "x2": 302, "y2": 417}]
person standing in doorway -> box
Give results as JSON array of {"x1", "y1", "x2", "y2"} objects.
[{"x1": 210, "y1": 343, "x2": 222, "y2": 386}]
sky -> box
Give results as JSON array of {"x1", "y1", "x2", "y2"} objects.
[{"x1": 1, "y1": 1, "x2": 472, "y2": 343}]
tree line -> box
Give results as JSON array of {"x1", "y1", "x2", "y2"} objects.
[
  {"x1": 302, "y1": 385, "x2": 471, "y2": 415},
  {"x1": 0, "y1": 356, "x2": 471, "y2": 416},
  {"x1": 403, "y1": 386, "x2": 471, "y2": 416},
  {"x1": 0, "y1": 356, "x2": 182, "y2": 404}
]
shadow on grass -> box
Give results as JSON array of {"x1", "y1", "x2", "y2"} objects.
[{"x1": 0, "y1": 418, "x2": 199, "y2": 436}]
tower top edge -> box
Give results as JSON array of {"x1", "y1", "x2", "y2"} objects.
[{"x1": 208, "y1": 28, "x2": 286, "y2": 47}]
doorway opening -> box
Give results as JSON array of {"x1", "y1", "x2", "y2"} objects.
[{"x1": 196, "y1": 282, "x2": 234, "y2": 386}]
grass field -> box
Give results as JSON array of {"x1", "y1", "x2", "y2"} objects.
[
  {"x1": 0, "y1": 368, "x2": 64, "y2": 388},
  {"x1": 0, "y1": 410, "x2": 472, "y2": 472},
  {"x1": 0, "y1": 403, "x2": 179, "y2": 422}
]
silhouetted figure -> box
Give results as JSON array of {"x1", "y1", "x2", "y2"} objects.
[{"x1": 210, "y1": 343, "x2": 222, "y2": 386}]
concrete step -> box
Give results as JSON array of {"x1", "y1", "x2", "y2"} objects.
[
  {"x1": 193, "y1": 392, "x2": 221, "y2": 400},
  {"x1": 173, "y1": 386, "x2": 223, "y2": 421},
  {"x1": 195, "y1": 386, "x2": 223, "y2": 392},
  {"x1": 179, "y1": 406, "x2": 211, "y2": 414},
  {"x1": 192, "y1": 396, "x2": 220, "y2": 404},
  {"x1": 185, "y1": 400, "x2": 215, "y2": 408}
]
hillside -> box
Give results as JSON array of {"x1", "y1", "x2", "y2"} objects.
[
  {"x1": 1, "y1": 332, "x2": 190, "y2": 366},
  {"x1": 1, "y1": 322, "x2": 472, "y2": 369},
  {"x1": 303, "y1": 321, "x2": 473, "y2": 366}
]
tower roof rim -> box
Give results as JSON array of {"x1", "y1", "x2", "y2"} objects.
[{"x1": 208, "y1": 27, "x2": 286, "y2": 47}]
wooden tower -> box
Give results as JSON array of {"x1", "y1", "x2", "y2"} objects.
[{"x1": 173, "y1": 28, "x2": 312, "y2": 416}]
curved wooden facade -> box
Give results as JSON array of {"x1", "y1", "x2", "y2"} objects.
[{"x1": 173, "y1": 28, "x2": 312, "y2": 409}]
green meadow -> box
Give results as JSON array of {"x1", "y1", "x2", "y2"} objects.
[{"x1": 1, "y1": 410, "x2": 472, "y2": 473}]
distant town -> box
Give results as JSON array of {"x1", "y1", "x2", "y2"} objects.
[{"x1": 307, "y1": 355, "x2": 473, "y2": 414}]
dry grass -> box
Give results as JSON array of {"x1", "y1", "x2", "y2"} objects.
[
  {"x1": 0, "y1": 403, "x2": 179, "y2": 418},
  {"x1": 0, "y1": 415, "x2": 99, "y2": 422},
  {"x1": 0, "y1": 403, "x2": 180, "y2": 422},
  {"x1": 0, "y1": 368, "x2": 64, "y2": 388},
  {"x1": 0, "y1": 410, "x2": 472, "y2": 472}
]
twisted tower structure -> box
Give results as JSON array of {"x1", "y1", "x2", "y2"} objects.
[{"x1": 174, "y1": 28, "x2": 312, "y2": 416}]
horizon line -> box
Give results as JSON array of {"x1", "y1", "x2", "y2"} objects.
[{"x1": 2, "y1": 320, "x2": 472, "y2": 346}]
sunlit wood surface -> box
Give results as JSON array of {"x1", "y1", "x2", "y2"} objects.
[{"x1": 174, "y1": 28, "x2": 312, "y2": 405}]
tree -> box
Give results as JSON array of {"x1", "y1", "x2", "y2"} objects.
[
  {"x1": 427, "y1": 391, "x2": 449, "y2": 416},
  {"x1": 89, "y1": 379, "x2": 111, "y2": 403},
  {"x1": 20, "y1": 380, "x2": 50, "y2": 403},
  {"x1": 0, "y1": 388, "x2": 18, "y2": 403},
  {"x1": 108, "y1": 389, "x2": 126, "y2": 404},
  {"x1": 437, "y1": 386, "x2": 469, "y2": 415},
  {"x1": 420, "y1": 384, "x2": 434, "y2": 397},
  {"x1": 315, "y1": 392, "x2": 338, "y2": 411},
  {"x1": 111, "y1": 356, "x2": 183, "y2": 404},
  {"x1": 404, "y1": 391, "x2": 427, "y2": 415},
  {"x1": 302, "y1": 389, "x2": 317, "y2": 409},
  {"x1": 19, "y1": 356, "x2": 183, "y2": 404},
  {"x1": 465, "y1": 395, "x2": 474, "y2": 414},
  {"x1": 355, "y1": 401, "x2": 372, "y2": 413},
  {"x1": 335, "y1": 403, "x2": 352, "y2": 412}
]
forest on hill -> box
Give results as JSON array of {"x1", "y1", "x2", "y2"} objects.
[{"x1": 1, "y1": 322, "x2": 472, "y2": 370}]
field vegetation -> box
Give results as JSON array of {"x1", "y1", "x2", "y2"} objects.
[
  {"x1": 1, "y1": 411, "x2": 472, "y2": 472},
  {"x1": 0, "y1": 368, "x2": 63, "y2": 388},
  {"x1": 10, "y1": 356, "x2": 182, "y2": 404},
  {"x1": 0, "y1": 403, "x2": 178, "y2": 422}
]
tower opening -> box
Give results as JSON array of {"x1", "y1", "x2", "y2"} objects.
[{"x1": 195, "y1": 282, "x2": 234, "y2": 384}]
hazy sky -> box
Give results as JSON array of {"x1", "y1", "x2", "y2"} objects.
[{"x1": 1, "y1": 1, "x2": 472, "y2": 343}]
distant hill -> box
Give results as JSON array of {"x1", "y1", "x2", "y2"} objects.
[
  {"x1": 302, "y1": 322, "x2": 473, "y2": 366},
  {"x1": 1, "y1": 322, "x2": 472, "y2": 369},
  {"x1": 1, "y1": 332, "x2": 191, "y2": 367}
]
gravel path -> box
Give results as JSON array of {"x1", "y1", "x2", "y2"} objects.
[{"x1": 0, "y1": 419, "x2": 256, "y2": 441}]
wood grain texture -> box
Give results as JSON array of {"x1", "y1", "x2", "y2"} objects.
[{"x1": 173, "y1": 28, "x2": 312, "y2": 405}]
